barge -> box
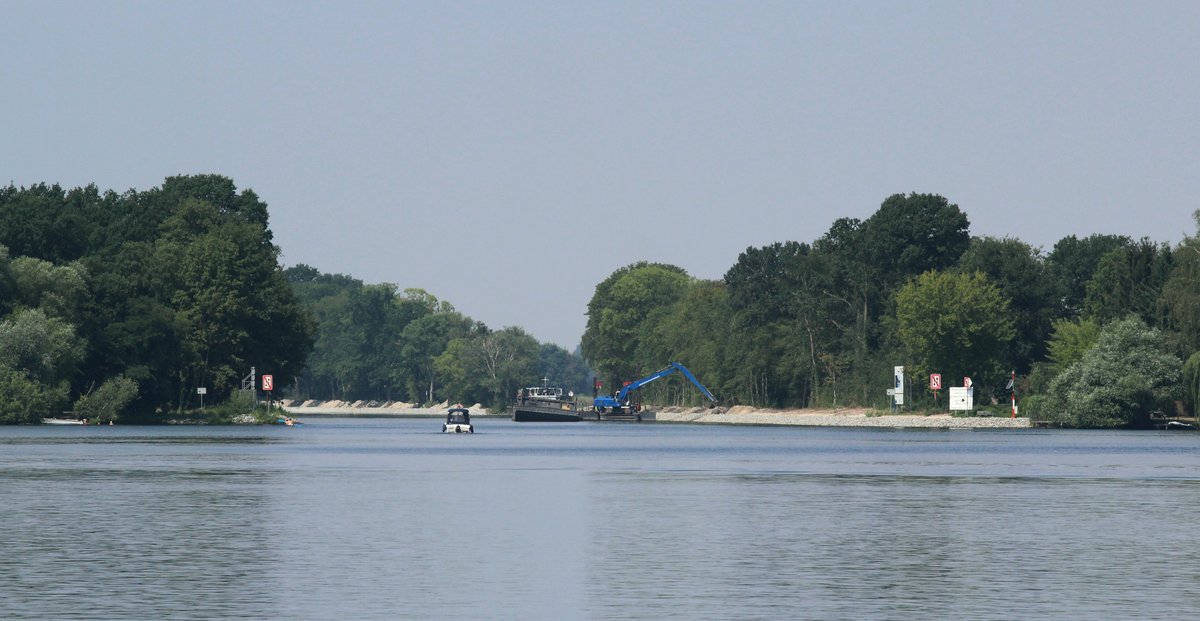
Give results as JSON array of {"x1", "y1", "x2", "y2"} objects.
[{"x1": 511, "y1": 383, "x2": 582, "y2": 422}]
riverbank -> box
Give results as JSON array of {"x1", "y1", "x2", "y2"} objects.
[
  {"x1": 278, "y1": 400, "x2": 495, "y2": 416},
  {"x1": 280, "y1": 400, "x2": 1032, "y2": 428},
  {"x1": 651, "y1": 405, "x2": 1032, "y2": 428}
]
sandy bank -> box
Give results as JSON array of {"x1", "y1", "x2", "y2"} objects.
[
  {"x1": 653, "y1": 405, "x2": 1031, "y2": 428},
  {"x1": 279, "y1": 400, "x2": 495, "y2": 416},
  {"x1": 280, "y1": 400, "x2": 1031, "y2": 428}
]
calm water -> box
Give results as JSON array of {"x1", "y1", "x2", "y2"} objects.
[{"x1": 2, "y1": 418, "x2": 1198, "y2": 620}]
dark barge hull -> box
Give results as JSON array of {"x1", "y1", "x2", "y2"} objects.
[{"x1": 510, "y1": 404, "x2": 582, "y2": 422}]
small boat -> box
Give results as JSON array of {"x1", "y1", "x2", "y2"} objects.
[
  {"x1": 42, "y1": 418, "x2": 84, "y2": 425},
  {"x1": 443, "y1": 407, "x2": 474, "y2": 433},
  {"x1": 511, "y1": 382, "x2": 582, "y2": 422},
  {"x1": 274, "y1": 416, "x2": 303, "y2": 427}
]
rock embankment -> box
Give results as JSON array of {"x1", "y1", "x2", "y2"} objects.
[
  {"x1": 278, "y1": 400, "x2": 492, "y2": 416},
  {"x1": 652, "y1": 405, "x2": 1032, "y2": 429}
]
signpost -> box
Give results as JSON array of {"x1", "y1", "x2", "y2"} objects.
[
  {"x1": 949, "y1": 386, "x2": 974, "y2": 411},
  {"x1": 262, "y1": 374, "x2": 274, "y2": 417},
  {"x1": 893, "y1": 366, "x2": 905, "y2": 408},
  {"x1": 1007, "y1": 370, "x2": 1017, "y2": 418},
  {"x1": 197, "y1": 387, "x2": 206, "y2": 410},
  {"x1": 930, "y1": 373, "x2": 941, "y2": 408}
]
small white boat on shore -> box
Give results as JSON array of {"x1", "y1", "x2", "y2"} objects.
[{"x1": 42, "y1": 418, "x2": 84, "y2": 425}]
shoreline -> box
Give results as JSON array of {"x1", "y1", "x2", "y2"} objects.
[
  {"x1": 650, "y1": 406, "x2": 1031, "y2": 428},
  {"x1": 280, "y1": 401, "x2": 1032, "y2": 428}
]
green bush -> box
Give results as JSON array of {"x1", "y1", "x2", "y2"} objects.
[
  {"x1": 1049, "y1": 317, "x2": 1181, "y2": 428},
  {"x1": 0, "y1": 367, "x2": 68, "y2": 423},
  {"x1": 186, "y1": 389, "x2": 267, "y2": 424},
  {"x1": 74, "y1": 376, "x2": 138, "y2": 423}
]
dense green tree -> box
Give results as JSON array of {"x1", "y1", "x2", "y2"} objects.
[
  {"x1": 1162, "y1": 210, "x2": 1200, "y2": 357},
  {"x1": 1046, "y1": 234, "x2": 1130, "y2": 318},
  {"x1": 8, "y1": 257, "x2": 89, "y2": 323},
  {"x1": 398, "y1": 311, "x2": 482, "y2": 404},
  {"x1": 436, "y1": 326, "x2": 539, "y2": 409},
  {"x1": 0, "y1": 366, "x2": 68, "y2": 424},
  {"x1": 956, "y1": 236, "x2": 1056, "y2": 372},
  {"x1": 861, "y1": 193, "x2": 971, "y2": 294},
  {"x1": 651, "y1": 281, "x2": 732, "y2": 405},
  {"x1": 0, "y1": 245, "x2": 16, "y2": 317},
  {"x1": 1182, "y1": 352, "x2": 1200, "y2": 418},
  {"x1": 79, "y1": 241, "x2": 185, "y2": 412},
  {"x1": 1046, "y1": 318, "x2": 1102, "y2": 373},
  {"x1": 895, "y1": 270, "x2": 1016, "y2": 395},
  {"x1": 0, "y1": 176, "x2": 313, "y2": 420},
  {"x1": 1083, "y1": 239, "x2": 1172, "y2": 326},
  {"x1": 0, "y1": 183, "x2": 91, "y2": 262},
  {"x1": 155, "y1": 197, "x2": 313, "y2": 407},
  {"x1": 535, "y1": 343, "x2": 592, "y2": 395},
  {"x1": 581, "y1": 262, "x2": 692, "y2": 385},
  {"x1": 0, "y1": 308, "x2": 85, "y2": 386},
  {"x1": 724, "y1": 242, "x2": 841, "y2": 406},
  {"x1": 1048, "y1": 316, "x2": 1181, "y2": 428}
]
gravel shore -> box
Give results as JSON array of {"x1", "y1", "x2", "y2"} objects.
[
  {"x1": 280, "y1": 401, "x2": 1031, "y2": 428},
  {"x1": 651, "y1": 405, "x2": 1032, "y2": 428}
]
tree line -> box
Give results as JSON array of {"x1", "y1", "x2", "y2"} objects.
[
  {"x1": 0, "y1": 176, "x2": 312, "y2": 422},
  {"x1": 283, "y1": 266, "x2": 591, "y2": 407},
  {"x1": 0, "y1": 175, "x2": 589, "y2": 423},
  {"x1": 5, "y1": 179, "x2": 1197, "y2": 427},
  {"x1": 580, "y1": 193, "x2": 1200, "y2": 427}
]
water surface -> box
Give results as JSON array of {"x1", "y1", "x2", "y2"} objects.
[{"x1": 2, "y1": 419, "x2": 1197, "y2": 619}]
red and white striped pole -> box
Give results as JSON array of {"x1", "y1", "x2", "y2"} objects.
[{"x1": 1010, "y1": 370, "x2": 1017, "y2": 418}]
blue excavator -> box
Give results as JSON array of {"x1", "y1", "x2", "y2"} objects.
[{"x1": 594, "y1": 362, "x2": 716, "y2": 418}]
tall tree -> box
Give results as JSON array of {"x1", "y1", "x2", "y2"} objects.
[
  {"x1": 581, "y1": 262, "x2": 692, "y2": 384},
  {"x1": 1046, "y1": 234, "x2": 1129, "y2": 319},
  {"x1": 437, "y1": 326, "x2": 539, "y2": 409},
  {"x1": 1161, "y1": 211, "x2": 1200, "y2": 357},
  {"x1": 1082, "y1": 239, "x2": 1172, "y2": 327},
  {"x1": 861, "y1": 193, "x2": 971, "y2": 295},
  {"x1": 725, "y1": 242, "x2": 838, "y2": 406},
  {"x1": 895, "y1": 270, "x2": 1016, "y2": 396},
  {"x1": 955, "y1": 236, "x2": 1056, "y2": 372}
]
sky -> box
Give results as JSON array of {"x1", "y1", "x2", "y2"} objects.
[{"x1": 3, "y1": 1, "x2": 1198, "y2": 348}]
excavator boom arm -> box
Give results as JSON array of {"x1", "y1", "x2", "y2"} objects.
[{"x1": 615, "y1": 362, "x2": 716, "y2": 403}]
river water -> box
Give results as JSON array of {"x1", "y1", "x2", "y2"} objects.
[{"x1": 1, "y1": 418, "x2": 1198, "y2": 620}]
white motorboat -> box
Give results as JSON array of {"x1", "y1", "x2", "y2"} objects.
[{"x1": 442, "y1": 407, "x2": 474, "y2": 433}]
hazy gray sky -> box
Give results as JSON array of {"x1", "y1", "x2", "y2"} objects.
[{"x1": 4, "y1": 1, "x2": 1198, "y2": 348}]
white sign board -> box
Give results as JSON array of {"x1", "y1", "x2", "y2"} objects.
[
  {"x1": 893, "y1": 366, "x2": 904, "y2": 405},
  {"x1": 196, "y1": 387, "x2": 207, "y2": 395},
  {"x1": 949, "y1": 386, "x2": 974, "y2": 411}
]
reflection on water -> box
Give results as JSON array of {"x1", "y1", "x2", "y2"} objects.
[{"x1": 1, "y1": 421, "x2": 1198, "y2": 619}]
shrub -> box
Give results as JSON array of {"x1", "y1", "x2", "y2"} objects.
[
  {"x1": 74, "y1": 376, "x2": 138, "y2": 423},
  {"x1": 1048, "y1": 317, "x2": 1181, "y2": 427}
]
